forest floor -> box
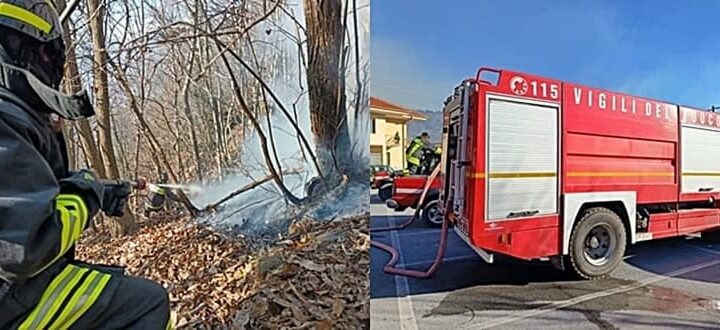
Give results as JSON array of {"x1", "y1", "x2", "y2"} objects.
[{"x1": 75, "y1": 212, "x2": 370, "y2": 329}]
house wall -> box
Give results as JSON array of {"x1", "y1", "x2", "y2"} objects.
[
  {"x1": 384, "y1": 119, "x2": 407, "y2": 169},
  {"x1": 370, "y1": 106, "x2": 423, "y2": 169}
]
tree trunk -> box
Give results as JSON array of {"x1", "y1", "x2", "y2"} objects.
[
  {"x1": 57, "y1": 0, "x2": 106, "y2": 176},
  {"x1": 87, "y1": 0, "x2": 136, "y2": 236},
  {"x1": 304, "y1": 0, "x2": 354, "y2": 184}
]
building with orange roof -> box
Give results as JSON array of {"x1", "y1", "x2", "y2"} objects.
[{"x1": 370, "y1": 97, "x2": 427, "y2": 168}]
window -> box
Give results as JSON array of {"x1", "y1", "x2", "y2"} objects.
[{"x1": 372, "y1": 118, "x2": 376, "y2": 134}]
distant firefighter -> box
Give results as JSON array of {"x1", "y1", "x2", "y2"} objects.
[
  {"x1": 405, "y1": 132, "x2": 435, "y2": 174},
  {"x1": 144, "y1": 173, "x2": 176, "y2": 217}
]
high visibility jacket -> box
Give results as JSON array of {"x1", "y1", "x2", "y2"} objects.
[
  {"x1": 0, "y1": 58, "x2": 106, "y2": 317},
  {"x1": 0, "y1": 51, "x2": 170, "y2": 329},
  {"x1": 406, "y1": 137, "x2": 433, "y2": 166},
  {"x1": 0, "y1": 91, "x2": 94, "y2": 283},
  {"x1": 405, "y1": 137, "x2": 423, "y2": 166}
]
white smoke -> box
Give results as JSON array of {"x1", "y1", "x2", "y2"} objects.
[{"x1": 185, "y1": 0, "x2": 369, "y2": 238}]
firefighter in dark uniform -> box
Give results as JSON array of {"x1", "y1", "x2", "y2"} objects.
[
  {"x1": 405, "y1": 132, "x2": 435, "y2": 175},
  {"x1": 144, "y1": 173, "x2": 175, "y2": 217},
  {"x1": 0, "y1": 1, "x2": 171, "y2": 328}
]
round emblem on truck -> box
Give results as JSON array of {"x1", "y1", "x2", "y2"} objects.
[{"x1": 510, "y1": 76, "x2": 528, "y2": 96}]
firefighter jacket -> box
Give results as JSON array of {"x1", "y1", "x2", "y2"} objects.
[
  {"x1": 405, "y1": 136, "x2": 433, "y2": 166},
  {"x1": 0, "y1": 55, "x2": 98, "y2": 285}
]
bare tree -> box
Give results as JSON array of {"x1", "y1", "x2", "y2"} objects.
[{"x1": 87, "y1": 0, "x2": 137, "y2": 235}]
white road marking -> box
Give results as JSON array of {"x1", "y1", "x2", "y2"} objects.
[
  {"x1": 475, "y1": 252, "x2": 720, "y2": 329},
  {"x1": 391, "y1": 228, "x2": 419, "y2": 330}
]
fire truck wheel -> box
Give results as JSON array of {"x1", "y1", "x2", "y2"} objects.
[
  {"x1": 421, "y1": 199, "x2": 446, "y2": 227},
  {"x1": 378, "y1": 184, "x2": 393, "y2": 201},
  {"x1": 569, "y1": 207, "x2": 627, "y2": 280}
]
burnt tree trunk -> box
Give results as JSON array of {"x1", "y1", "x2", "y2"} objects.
[{"x1": 304, "y1": 0, "x2": 354, "y2": 187}]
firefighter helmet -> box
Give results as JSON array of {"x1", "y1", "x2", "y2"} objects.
[{"x1": 0, "y1": 0, "x2": 63, "y2": 43}]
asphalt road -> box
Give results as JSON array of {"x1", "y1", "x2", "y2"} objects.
[{"x1": 369, "y1": 189, "x2": 720, "y2": 329}]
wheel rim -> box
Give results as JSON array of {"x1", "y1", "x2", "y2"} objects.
[
  {"x1": 425, "y1": 200, "x2": 443, "y2": 225},
  {"x1": 583, "y1": 223, "x2": 615, "y2": 266}
]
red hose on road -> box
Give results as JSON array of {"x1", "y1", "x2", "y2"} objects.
[{"x1": 370, "y1": 165, "x2": 452, "y2": 278}]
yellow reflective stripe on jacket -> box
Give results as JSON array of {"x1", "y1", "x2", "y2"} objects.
[
  {"x1": 19, "y1": 264, "x2": 111, "y2": 329},
  {"x1": 19, "y1": 265, "x2": 88, "y2": 329},
  {"x1": 55, "y1": 206, "x2": 73, "y2": 255},
  {"x1": 149, "y1": 184, "x2": 166, "y2": 195},
  {"x1": 53, "y1": 270, "x2": 111, "y2": 328},
  {"x1": 56, "y1": 194, "x2": 89, "y2": 255},
  {"x1": 25, "y1": 195, "x2": 89, "y2": 279},
  {"x1": 406, "y1": 139, "x2": 423, "y2": 157},
  {"x1": 0, "y1": 3, "x2": 52, "y2": 34}
]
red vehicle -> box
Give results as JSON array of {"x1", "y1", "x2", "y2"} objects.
[
  {"x1": 371, "y1": 165, "x2": 394, "y2": 189},
  {"x1": 372, "y1": 169, "x2": 405, "y2": 202},
  {"x1": 386, "y1": 175, "x2": 443, "y2": 226},
  {"x1": 440, "y1": 67, "x2": 720, "y2": 279}
]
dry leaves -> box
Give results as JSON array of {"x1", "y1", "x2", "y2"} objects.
[{"x1": 75, "y1": 214, "x2": 370, "y2": 329}]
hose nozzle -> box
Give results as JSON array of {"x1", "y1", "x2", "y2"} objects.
[{"x1": 99, "y1": 177, "x2": 147, "y2": 190}]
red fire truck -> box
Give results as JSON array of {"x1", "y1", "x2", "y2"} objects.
[{"x1": 440, "y1": 67, "x2": 720, "y2": 279}]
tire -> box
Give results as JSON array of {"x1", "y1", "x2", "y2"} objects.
[
  {"x1": 421, "y1": 199, "x2": 445, "y2": 228},
  {"x1": 378, "y1": 184, "x2": 393, "y2": 201},
  {"x1": 568, "y1": 207, "x2": 626, "y2": 280}
]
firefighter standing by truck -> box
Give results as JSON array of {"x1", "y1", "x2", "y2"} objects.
[
  {"x1": 405, "y1": 132, "x2": 436, "y2": 174},
  {"x1": 0, "y1": 1, "x2": 171, "y2": 328}
]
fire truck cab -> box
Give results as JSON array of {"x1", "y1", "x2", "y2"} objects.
[{"x1": 440, "y1": 67, "x2": 720, "y2": 279}]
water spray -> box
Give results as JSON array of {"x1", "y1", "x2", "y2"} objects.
[{"x1": 155, "y1": 183, "x2": 203, "y2": 193}]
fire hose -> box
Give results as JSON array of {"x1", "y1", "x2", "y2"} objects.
[{"x1": 370, "y1": 163, "x2": 452, "y2": 278}]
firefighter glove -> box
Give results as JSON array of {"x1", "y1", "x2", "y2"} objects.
[
  {"x1": 102, "y1": 181, "x2": 131, "y2": 217},
  {"x1": 58, "y1": 169, "x2": 104, "y2": 220}
]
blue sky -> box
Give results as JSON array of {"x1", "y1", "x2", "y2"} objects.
[{"x1": 371, "y1": 1, "x2": 720, "y2": 111}]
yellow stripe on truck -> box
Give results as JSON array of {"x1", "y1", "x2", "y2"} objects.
[
  {"x1": 466, "y1": 171, "x2": 678, "y2": 179},
  {"x1": 682, "y1": 172, "x2": 720, "y2": 177},
  {"x1": 466, "y1": 172, "x2": 556, "y2": 179}
]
